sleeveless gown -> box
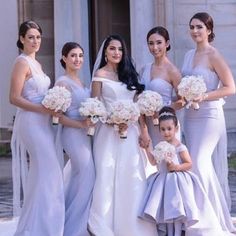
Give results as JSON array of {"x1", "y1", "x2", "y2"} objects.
[
  {"x1": 10, "y1": 54, "x2": 65, "y2": 236},
  {"x1": 140, "y1": 63, "x2": 181, "y2": 146},
  {"x1": 88, "y1": 77, "x2": 157, "y2": 236},
  {"x1": 139, "y1": 143, "x2": 229, "y2": 236},
  {"x1": 55, "y1": 76, "x2": 95, "y2": 236},
  {"x1": 182, "y1": 49, "x2": 235, "y2": 234}
]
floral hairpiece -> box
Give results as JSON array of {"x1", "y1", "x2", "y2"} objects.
[{"x1": 158, "y1": 112, "x2": 175, "y2": 118}]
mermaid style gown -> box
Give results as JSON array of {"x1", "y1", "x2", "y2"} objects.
[
  {"x1": 182, "y1": 49, "x2": 235, "y2": 234},
  {"x1": 139, "y1": 143, "x2": 228, "y2": 236},
  {"x1": 88, "y1": 77, "x2": 157, "y2": 236},
  {"x1": 56, "y1": 76, "x2": 95, "y2": 236},
  {"x1": 140, "y1": 63, "x2": 181, "y2": 146},
  {"x1": 11, "y1": 54, "x2": 65, "y2": 235}
]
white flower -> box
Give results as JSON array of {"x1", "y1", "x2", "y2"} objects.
[
  {"x1": 42, "y1": 86, "x2": 72, "y2": 112},
  {"x1": 107, "y1": 100, "x2": 140, "y2": 125},
  {"x1": 178, "y1": 75, "x2": 207, "y2": 109},
  {"x1": 79, "y1": 97, "x2": 107, "y2": 123},
  {"x1": 137, "y1": 90, "x2": 163, "y2": 116},
  {"x1": 152, "y1": 141, "x2": 176, "y2": 164}
]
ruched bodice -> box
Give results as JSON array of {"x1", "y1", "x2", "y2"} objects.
[
  {"x1": 56, "y1": 75, "x2": 90, "y2": 120},
  {"x1": 140, "y1": 63, "x2": 173, "y2": 105},
  {"x1": 18, "y1": 54, "x2": 51, "y2": 103}
]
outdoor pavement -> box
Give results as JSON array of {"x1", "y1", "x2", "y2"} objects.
[{"x1": 0, "y1": 156, "x2": 236, "y2": 222}]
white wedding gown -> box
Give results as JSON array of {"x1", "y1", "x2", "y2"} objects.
[{"x1": 88, "y1": 77, "x2": 157, "y2": 236}]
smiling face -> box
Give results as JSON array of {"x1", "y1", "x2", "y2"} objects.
[
  {"x1": 159, "y1": 119, "x2": 177, "y2": 142},
  {"x1": 147, "y1": 33, "x2": 169, "y2": 59},
  {"x1": 105, "y1": 39, "x2": 123, "y2": 65},
  {"x1": 20, "y1": 28, "x2": 42, "y2": 54},
  {"x1": 63, "y1": 47, "x2": 84, "y2": 71},
  {"x1": 189, "y1": 18, "x2": 211, "y2": 43}
]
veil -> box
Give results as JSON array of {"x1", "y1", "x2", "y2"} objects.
[{"x1": 91, "y1": 39, "x2": 106, "y2": 79}]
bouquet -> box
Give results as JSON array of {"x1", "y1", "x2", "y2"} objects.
[
  {"x1": 107, "y1": 100, "x2": 140, "y2": 139},
  {"x1": 79, "y1": 97, "x2": 107, "y2": 136},
  {"x1": 152, "y1": 141, "x2": 176, "y2": 164},
  {"x1": 177, "y1": 75, "x2": 207, "y2": 110},
  {"x1": 137, "y1": 90, "x2": 163, "y2": 125},
  {"x1": 42, "y1": 86, "x2": 72, "y2": 124}
]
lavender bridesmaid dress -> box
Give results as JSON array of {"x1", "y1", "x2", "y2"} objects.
[
  {"x1": 182, "y1": 49, "x2": 235, "y2": 235},
  {"x1": 56, "y1": 75, "x2": 95, "y2": 236}
]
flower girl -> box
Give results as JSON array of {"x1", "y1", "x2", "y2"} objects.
[{"x1": 139, "y1": 106, "x2": 229, "y2": 236}]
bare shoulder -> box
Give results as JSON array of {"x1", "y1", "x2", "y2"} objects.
[
  {"x1": 94, "y1": 68, "x2": 107, "y2": 77},
  {"x1": 167, "y1": 61, "x2": 181, "y2": 80}
]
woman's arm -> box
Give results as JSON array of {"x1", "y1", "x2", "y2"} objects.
[
  {"x1": 138, "y1": 114, "x2": 151, "y2": 148},
  {"x1": 167, "y1": 149, "x2": 192, "y2": 172},
  {"x1": 59, "y1": 115, "x2": 93, "y2": 129}
]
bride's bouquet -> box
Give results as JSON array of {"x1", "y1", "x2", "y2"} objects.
[
  {"x1": 177, "y1": 75, "x2": 207, "y2": 110},
  {"x1": 137, "y1": 90, "x2": 163, "y2": 125},
  {"x1": 42, "y1": 86, "x2": 72, "y2": 124},
  {"x1": 79, "y1": 97, "x2": 107, "y2": 136},
  {"x1": 107, "y1": 100, "x2": 140, "y2": 139},
  {"x1": 152, "y1": 141, "x2": 176, "y2": 164}
]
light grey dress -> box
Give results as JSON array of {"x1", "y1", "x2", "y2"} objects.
[
  {"x1": 56, "y1": 75, "x2": 95, "y2": 236},
  {"x1": 139, "y1": 144, "x2": 228, "y2": 236},
  {"x1": 140, "y1": 63, "x2": 181, "y2": 146},
  {"x1": 182, "y1": 49, "x2": 235, "y2": 234},
  {"x1": 12, "y1": 54, "x2": 65, "y2": 236}
]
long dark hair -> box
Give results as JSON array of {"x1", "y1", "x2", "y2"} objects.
[
  {"x1": 60, "y1": 42, "x2": 84, "y2": 69},
  {"x1": 98, "y1": 34, "x2": 144, "y2": 94},
  {"x1": 146, "y1": 26, "x2": 171, "y2": 51},
  {"x1": 16, "y1": 20, "x2": 42, "y2": 50},
  {"x1": 189, "y1": 12, "x2": 215, "y2": 42}
]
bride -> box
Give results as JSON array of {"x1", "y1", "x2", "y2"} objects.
[{"x1": 88, "y1": 34, "x2": 157, "y2": 236}]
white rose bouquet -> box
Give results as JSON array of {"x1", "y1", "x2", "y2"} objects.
[
  {"x1": 152, "y1": 141, "x2": 176, "y2": 164},
  {"x1": 177, "y1": 75, "x2": 207, "y2": 110},
  {"x1": 137, "y1": 90, "x2": 163, "y2": 125},
  {"x1": 107, "y1": 100, "x2": 140, "y2": 139},
  {"x1": 42, "y1": 86, "x2": 72, "y2": 124},
  {"x1": 79, "y1": 97, "x2": 107, "y2": 136}
]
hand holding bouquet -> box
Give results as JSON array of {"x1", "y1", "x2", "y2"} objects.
[
  {"x1": 42, "y1": 86, "x2": 72, "y2": 124},
  {"x1": 177, "y1": 75, "x2": 207, "y2": 110},
  {"x1": 137, "y1": 90, "x2": 163, "y2": 125},
  {"x1": 107, "y1": 100, "x2": 140, "y2": 139},
  {"x1": 152, "y1": 141, "x2": 176, "y2": 164},
  {"x1": 79, "y1": 97, "x2": 107, "y2": 136}
]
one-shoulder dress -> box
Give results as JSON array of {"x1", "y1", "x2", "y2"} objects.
[
  {"x1": 182, "y1": 49, "x2": 235, "y2": 234},
  {"x1": 11, "y1": 54, "x2": 65, "y2": 236}
]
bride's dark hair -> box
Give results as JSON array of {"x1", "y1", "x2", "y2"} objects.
[{"x1": 98, "y1": 34, "x2": 144, "y2": 94}]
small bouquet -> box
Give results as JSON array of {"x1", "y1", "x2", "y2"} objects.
[
  {"x1": 42, "y1": 86, "x2": 72, "y2": 124},
  {"x1": 137, "y1": 90, "x2": 163, "y2": 125},
  {"x1": 107, "y1": 100, "x2": 140, "y2": 139},
  {"x1": 79, "y1": 97, "x2": 107, "y2": 136},
  {"x1": 152, "y1": 141, "x2": 176, "y2": 164},
  {"x1": 177, "y1": 75, "x2": 207, "y2": 110}
]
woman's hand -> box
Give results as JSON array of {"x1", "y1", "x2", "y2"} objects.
[
  {"x1": 139, "y1": 132, "x2": 151, "y2": 149},
  {"x1": 81, "y1": 117, "x2": 95, "y2": 129},
  {"x1": 167, "y1": 161, "x2": 177, "y2": 172},
  {"x1": 118, "y1": 123, "x2": 128, "y2": 135}
]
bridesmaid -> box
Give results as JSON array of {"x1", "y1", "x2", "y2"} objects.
[
  {"x1": 182, "y1": 12, "x2": 236, "y2": 234},
  {"x1": 139, "y1": 26, "x2": 182, "y2": 147},
  {"x1": 56, "y1": 42, "x2": 95, "y2": 236},
  {"x1": 10, "y1": 21, "x2": 65, "y2": 235}
]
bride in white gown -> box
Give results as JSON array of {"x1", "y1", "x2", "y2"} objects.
[
  {"x1": 88, "y1": 35, "x2": 157, "y2": 236},
  {"x1": 0, "y1": 21, "x2": 65, "y2": 235}
]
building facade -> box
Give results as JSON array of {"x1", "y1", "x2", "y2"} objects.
[{"x1": 1, "y1": 0, "x2": 236, "y2": 147}]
